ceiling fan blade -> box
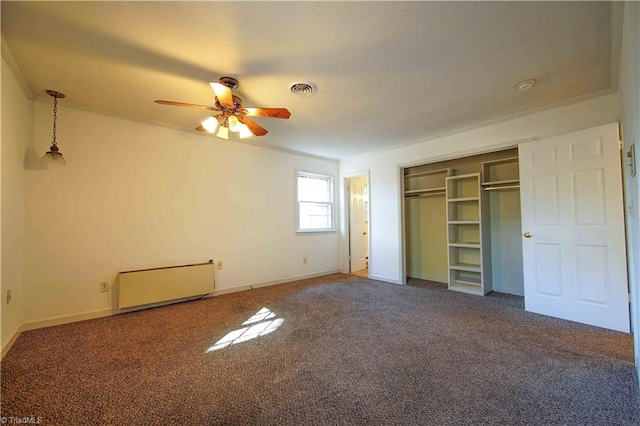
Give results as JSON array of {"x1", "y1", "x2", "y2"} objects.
[
  {"x1": 155, "y1": 100, "x2": 217, "y2": 110},
  {"x1": 209, "y1": 82, "x2": 234, "y2": 108},
  {"x1": 243, "y1": 108, "x2": 291, "y2": 119},
  {"x1": 238, "y1": 116, "x2": 268, "y2": 136}
]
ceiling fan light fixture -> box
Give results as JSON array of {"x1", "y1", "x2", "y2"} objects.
[
  {"x1": 239, "y1": 124, "x2": 253, "y2": 139},
  {"x1": 156, "y1": 77, "x2": 290, "y2": 140},
  {"x1": 227, "y1": 115, "x2": 242, "y2": 132},
  {"x1": 216, "y1": 125, "x2": 229, "y2": 140},
  {"x1": 201, "y1": 116, "x2": 220, "y2": 133},
  {"x1": 290, "y1": 81, "x2": 317, "y2": 97}
]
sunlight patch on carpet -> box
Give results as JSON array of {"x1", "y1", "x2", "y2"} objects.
[
  {"x1": 243, "y1": 307, "x2": 276, "y2": 325},
  {"x1": 206, "y1": 308, "x2": 284, "y2": 352}
]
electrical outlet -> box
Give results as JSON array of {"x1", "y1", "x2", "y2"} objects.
[
  {"x1": 100, "y1": 282, "x2": 109, "y2": 292},
  {"x1": 6, "y1": 289, "x2": 12, "y2": 305},
  {"x1": 216, "y1": 261, "x2": 223, "y2": 270}
]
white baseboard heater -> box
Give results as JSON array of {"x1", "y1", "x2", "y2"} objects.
[{"x1": 118, "y1": 260, "x2": 215, "y2": 309}]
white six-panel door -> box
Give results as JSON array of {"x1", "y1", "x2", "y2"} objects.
[
  {"x1": 519, "y1": 123, "x2": 629, "y2": 332},
  {"x1": 349, "y1": 177, "x2": 368, "y2": 273}
]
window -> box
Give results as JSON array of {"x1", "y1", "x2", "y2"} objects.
[{"x1": 297, "y1": 171, "x2": 334, "y2": 232}]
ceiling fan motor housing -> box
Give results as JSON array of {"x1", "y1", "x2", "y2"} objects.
[
  {"x1": 219, "y1": 76, "x2": 239, "y2": 89},
  {"x1": 215, "y1": 94, "x2": 243, "y2": 110}
]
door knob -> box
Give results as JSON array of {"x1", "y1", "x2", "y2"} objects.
[
  {"x1": 363, "y1": 232, "x2": 368, "y2": 235},
  {"x1": 524, "y1": 232, "x2": 532, "y2": 238}
]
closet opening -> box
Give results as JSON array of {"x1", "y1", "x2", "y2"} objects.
[{"x1": 402, "y1": 148, "x2": 523, "y2": 296}]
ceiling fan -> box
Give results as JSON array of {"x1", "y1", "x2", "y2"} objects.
[{"x1": 154, "y1": 77, "x2": 291, "y2": 139}]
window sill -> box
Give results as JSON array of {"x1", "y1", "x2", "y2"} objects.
[{"x1": 296, "y1": 229, "x2": 337, "y2": 235}]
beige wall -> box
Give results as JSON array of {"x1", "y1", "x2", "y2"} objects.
[
  {"x1": 1, "y1": 57, "x2": 31, "y2": 350},
  {"x1": 405, "y1": 195, "x2": 448, "y2": 282},
  {"x1": 20, "y1": 99, "x2": 339, "y2": 325}
]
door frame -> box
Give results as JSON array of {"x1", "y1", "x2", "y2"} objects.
[
  {"x1": 398, "y1": 139, "x2": 534, "y2": 284},
  {"x1": 341, "y1": 170, "x2": 370, "y2": 274}
]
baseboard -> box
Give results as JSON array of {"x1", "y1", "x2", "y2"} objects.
[
  {"x1": 21, "y1": 307, "x2": 114, "y2": 332},
  {"x1": 212, "y1": 285, "x2": 252, "y2": 296},
  {"x1": 369, "y1": 274, "x2": 403, "y2": 285},
  {"x1": 408, "y1": 275, "x2": 448, "y2": 284},
  {"x1": 250, "y1": 269, "x2": 341, "y2": 289},
  {"x1": 1, "y1": 324, "x2": 24, "y2": 359},
  {"x1": 2, "y1": 270, "x2": 342, "y2": 358},
  {"x1": 493, "y1": 288, "x2": 525, "y2": 297},
  {"x1": 212, "y1": 269, "x2": 341, "y2": 295},
  {"x1": 20, "y1": 297, "x2": 219, "y2": 334}
]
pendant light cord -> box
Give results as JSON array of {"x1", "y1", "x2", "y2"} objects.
[{"x1": 52, "y1": 95, "x2": 58, "y2": 146}]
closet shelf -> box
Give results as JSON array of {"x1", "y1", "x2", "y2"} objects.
[
  {"x1": 481, "y1": 179, "x2": 520, "y2": 187},
  {"x1": 446, "y1": 172, "x2": 491, "y2": 295},
  {"x1": 449, "y1": 263, "x2": 481, "y2": 272},
  {"x1": 452, "y1": 274, "x2": 481, "y2": 285},
  {"x1": 404, "y1": 168, "x2": 452, "y2": 197},
  {"x1": 450, "y1": 280, "x2": 483, "y2": 295},
  {"x1": 482, "y1": 157, "x2": 519, "y2": 186},
  {"x1": 404, "y1": 168, "x2": 450, "y2": 179},
  {"x1": 483, "y1": 185, "x2": 520, "y2": 191},
  {"x1": 449, "y1": 242, "x2": 480, "y2": 248}
]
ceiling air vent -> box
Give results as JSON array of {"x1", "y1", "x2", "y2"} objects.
[{"x1": 290, "y1": 82, "x2": 318, "y2": 97}]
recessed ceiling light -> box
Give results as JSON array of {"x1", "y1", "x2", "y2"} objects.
[
  {"x1": 516, "y1": 79, "x2": 536, "y2": 91},
  {"x1": 290, "y1": 81, "x2": 318, "y2": 96}
]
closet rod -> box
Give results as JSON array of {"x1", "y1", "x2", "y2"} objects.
[
  {"x1": 483, "y1": 185, "x2": 520, "y2": 191},
  {"x1": 406, "y1": 191, "x2": 446, "y2": 197}
]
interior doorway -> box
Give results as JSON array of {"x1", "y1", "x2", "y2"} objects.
[{"x1": 348, "y1": 175, "x2": 369, "y2": 275}]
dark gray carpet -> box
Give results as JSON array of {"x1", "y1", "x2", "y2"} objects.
[{"x1": 1, "y1": 274, "x2": 639, "y2": 425}]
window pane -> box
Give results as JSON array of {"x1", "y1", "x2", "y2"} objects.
[
  {"x1": 299, "y1": 202, "x2": 332, "y2": 230},
  {"x1": 297, "y1": 171, "x2": 333, "y2": 232},
  {"x1": 298, "y1": 175, "x2": 330, "y2": 202}
]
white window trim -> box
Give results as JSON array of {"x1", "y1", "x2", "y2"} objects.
[{"x1": 296, "y1": 170, "x2": 336, "y2": 233}]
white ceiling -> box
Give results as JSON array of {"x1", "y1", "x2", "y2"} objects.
[{"x1": 1, "y1": 1, "x2": 616, "y2": 160}]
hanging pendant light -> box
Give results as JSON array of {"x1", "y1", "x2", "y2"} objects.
[{"x1": 42, "y1": 90, "x2": 66, "y2": 166}]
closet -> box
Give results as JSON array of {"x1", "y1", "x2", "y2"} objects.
[{"x1": 404, "y1": 149, "x2": 524, "y2": 296}]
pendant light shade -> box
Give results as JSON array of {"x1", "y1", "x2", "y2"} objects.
[
  {"x1": 42, "y1": 90, "x2": 66, "y2": 166},
  {"x1": 42, "y1": 144, "x2": 66, "y2": 166}
]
